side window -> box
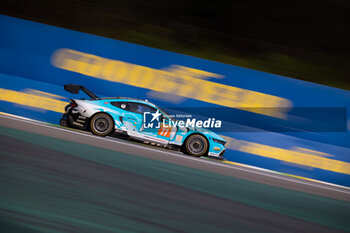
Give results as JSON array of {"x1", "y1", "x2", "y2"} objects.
[
  {"x1": 111, "y1": 102, "x2": 127, "y2": 110},
  {"x1": 127, "y1": 102, "x2": 140, "y2": 113},
  {"x1": 127, "y1": 102, "x2": 156, "y2": 114},
  {"x1": 138, "y1": 104, "x2": 157, "y2": 114}
]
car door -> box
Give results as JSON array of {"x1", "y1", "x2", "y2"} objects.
[
  {"x1": 109, "y1": 101, "x2": 135, "y2": 131},
  {"x1": 141, "y1": 108, "x2": 177, "y2": 143},
  {"x1": 110, "y1": 101, "x2": 144, "y2": 132},
  {"x1": 122, "y1": 102, "x2": 145, "y2": 132}
]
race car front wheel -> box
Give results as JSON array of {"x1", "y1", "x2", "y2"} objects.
[
  {"x1": 184, "y1": 134, "x2": 208, "y2": 157},
  {"x1": 90, "y1": 113, "x2": 114, "y2": 137}
]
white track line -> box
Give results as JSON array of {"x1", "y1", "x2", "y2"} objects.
[{"x1": 1, "y1": 113, "x2": 349, "y2": 194}]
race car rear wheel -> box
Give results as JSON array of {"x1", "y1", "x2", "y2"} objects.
[
  {"x1": 59, "y1": 118, "x2": 69, "y2": 127},
  {"x1": 184, "y1": 134, "x2": 208, "y2": 157},
  {"x1": 90, "y1": 113, "x2": 114, "y2": 137}
]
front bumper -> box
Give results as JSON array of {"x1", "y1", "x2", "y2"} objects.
[{"x1": 208, "y1": 148, "x2": 225, "y2": 159}]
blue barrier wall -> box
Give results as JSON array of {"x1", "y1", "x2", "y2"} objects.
[{"x1": 1, "y1": 15, "x2": 349, "y2": 186}]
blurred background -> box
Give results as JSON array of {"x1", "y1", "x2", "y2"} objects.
[{"x1": 1, "y1": 0, "x2": 349, "y2": 89}]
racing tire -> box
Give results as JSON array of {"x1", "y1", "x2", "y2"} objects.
[
  {"x1": 90, "y1": 113, "x2": 114, "y2": 137},
  {"x1": 60, "y1": 118, "x2": 69, "y2": 127},
  {"x1": 184, "y1": 134, "x2": 208, "y2": 157}
]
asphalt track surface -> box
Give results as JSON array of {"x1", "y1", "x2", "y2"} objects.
[{"x1": 0, "y1": 114, "x2": 349, "y2": 233}]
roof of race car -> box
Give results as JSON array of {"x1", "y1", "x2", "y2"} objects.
[
  {"x1": 99, "y1": 97, "x2": 141, "y2": 100},
  {"x1": 96, "y1": 97, "x2": 156, "y2": 106}
]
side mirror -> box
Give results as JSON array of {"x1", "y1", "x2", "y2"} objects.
[{"x1": 64, "y1": 84, "x2": 81, "y2": 94}]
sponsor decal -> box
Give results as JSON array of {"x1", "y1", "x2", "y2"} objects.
[
  {"x1": 175, "y1": 135, "x2": 183, "y2": 142},
  {"x1": 157, "y1": 124, "x2": 171, "y2": 137}
]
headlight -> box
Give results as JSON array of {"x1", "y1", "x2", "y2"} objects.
[{"x1": 212, "y1": 138, "x2": 226, "y2": 146}]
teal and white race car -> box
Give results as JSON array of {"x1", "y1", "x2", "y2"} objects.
[{"x1": 60, "y1": 84, "x2": 226, "y2": 159}]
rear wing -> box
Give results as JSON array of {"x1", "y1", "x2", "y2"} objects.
[{"x1": 64, "y1": 84, "x2": 99, "y2": 100}]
